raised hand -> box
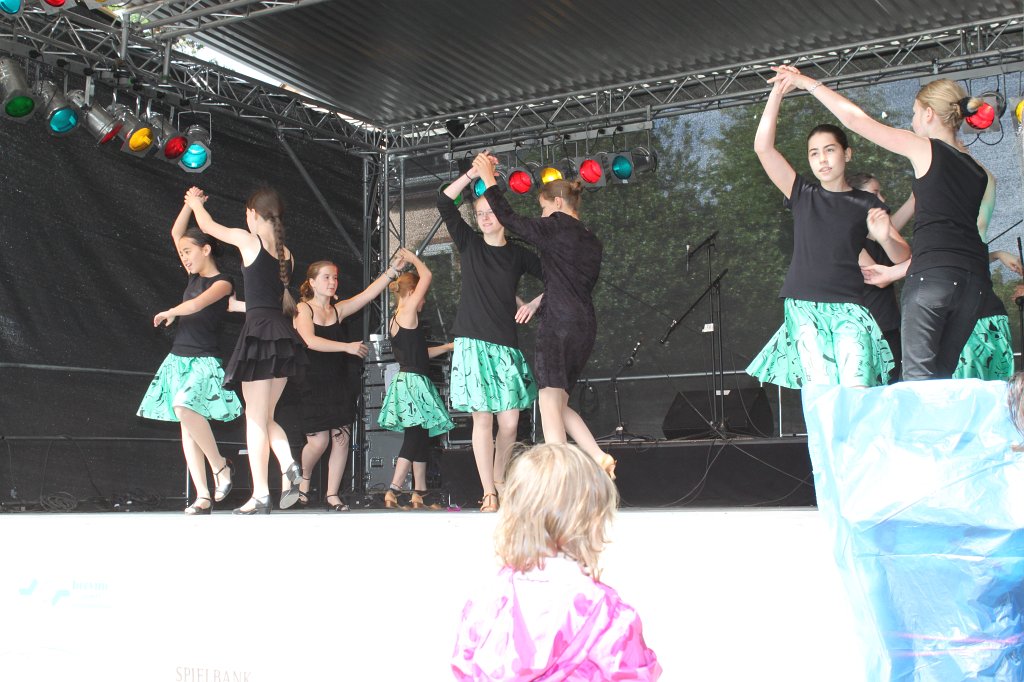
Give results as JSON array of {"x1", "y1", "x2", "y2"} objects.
[{"x1": 866, "y1": 207, "x2": 893, "y2": 243}]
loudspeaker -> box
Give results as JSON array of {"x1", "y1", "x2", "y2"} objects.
[{"x1": 662, "y1": 387, "x2": 773, "y2": 439}]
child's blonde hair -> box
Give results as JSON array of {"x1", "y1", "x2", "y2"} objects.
[
  {"x1": 388, "y1": 271, "x2": 419, "y2": 306},
  {"x1": 494, "y1": 443, "x2": 618, "y2": 579}
]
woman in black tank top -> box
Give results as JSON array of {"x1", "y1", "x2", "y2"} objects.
[
  {"x1": 137, "y1": 199, "x2": 240, "y2": 514},
  {"x1": 185, "y1": 186, "x2": 307, "y2": 514},
  {"x1": 292, "y1": 255, "x2": 406, "y2": 511},
  {"x1": 770, "y1": 68, "x2": 997, "y2": 379},
  {"x1": 375, "y1": 248, "x2": 454, "y2": 510}
]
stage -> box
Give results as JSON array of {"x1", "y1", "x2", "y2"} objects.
[{"x1": 1, "y1": 507, "x2": 866, "y2": 681}]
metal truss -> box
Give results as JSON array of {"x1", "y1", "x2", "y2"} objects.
[
  {"x1": 123, "y1": 0, "x2": 332, "y2": 41},
  {"x1": 386, "y1": 15, "x2": 1024, "y2": 156},
  {"x1": 0, "y1": 7, "x2": 383, "y2": 151}
]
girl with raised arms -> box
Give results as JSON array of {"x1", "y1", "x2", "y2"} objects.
[{"x1": 137, "y1": 195, "x2": 241, "y2": 514}]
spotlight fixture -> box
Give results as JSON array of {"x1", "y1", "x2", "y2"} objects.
[
  {"x1": 38, "y1": 0, "x2": 69, "y2": 13},
  {"x1": 145, "y1": 112, "x2": 189, "y2": 163},
  {"x1": 573, "y1": 154, "x2": 608, "y2": 188},
  {"x1": 178, "y1": 124, "x2": 212, "y2": 173},
  {"x1": 67, "y1": 90, "x2": 123, "y2": 144},
  {"x1": 37, "y1": 80, "x2": 78, "y2": 135},
  {"x1": 506, "y1": 162, "x2": 539, "y2": 195},
  {"x1": 537, "y1": 158, "x2": 575, "y2": 185},
  {"x1": 471, "y1": 169, "x2": 506, "y2": 200},
  {"x1": 0, "y1": 0, "x2": 23, "y2": 17},
  {"x1": 109, "y1": 103, "x2": 155, "y2": 156},
  {"x1": 962, "y1": 92, "x2": 1006, "y2": 133},
  {"x1": 0, "y1": 58, "x2": 38, "y2": 122},
  {"x1": 1015, "y1": 98, "x2": 1024, "y2": 126},
  {"x1": 603, "y1": 147, "x2": 658, "y2": 185}
]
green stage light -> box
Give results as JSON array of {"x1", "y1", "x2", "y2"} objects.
[
  {"x1": 1, "y1": 58, "x2": 38, "y2": 121},
  {"x1": 37, "y1": 80, "x2": 79, "y2": 135}
]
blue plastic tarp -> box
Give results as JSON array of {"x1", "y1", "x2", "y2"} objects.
[{"x1": 803, "y1": 380, "x2": 1024, "y2": 682}]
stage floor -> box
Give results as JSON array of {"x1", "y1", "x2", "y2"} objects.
[{"x1": 1, "y1": 507, "x2": 866, "y2": 681}]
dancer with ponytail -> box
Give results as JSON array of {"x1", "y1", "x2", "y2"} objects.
[
  {"x1": 292, "y1": 253, "x2": 407, "y2": 511},
  {"x1": 138, "y1": 196, "x2": 241, "y2": 514},
  {"x1": 472, "y1": 153, "x2": 614, "y2": 478},
  {"x1": 379, "y1": 248, "x2": 454, "y2": 510},
  {"x1": 185, "y1": 186, "x2": 307, "y2": 514},
  {"x1": 770, "y1": 68, "x2": 996, "y2": 379}
]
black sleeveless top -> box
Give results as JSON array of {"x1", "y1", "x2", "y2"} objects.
[
  {"x1": 909, "y1": 139, "x2": 989, "y2": 277},
  {"x1": 391, "y1": 318, "x2": 430, "y2": 375},
  {"x1": 243, "y1": 237, "x2": 290, "y2": 310},
  {"x1": 171, "y1": 273, "x2": 233, "y2": 357}
]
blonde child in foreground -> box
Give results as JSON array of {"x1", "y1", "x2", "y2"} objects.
[{"x1": 452, "y1": 443, "x2": 661, "y2": 680}]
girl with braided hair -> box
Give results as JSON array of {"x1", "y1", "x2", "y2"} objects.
[{"x1": 185, "y1": 186, "x2": 308, "y2": 514}]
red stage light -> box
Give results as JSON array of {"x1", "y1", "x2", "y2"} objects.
[
  {"x1": 163, "y1": 135, "x2": 189, "y2": 160},
  {"x1": 965, "y1": 102, "x2": 995, "y2": 130},
  {"x1": 99, "y1": 123, "x2": 122, "y2": 144},
  {"x1": 508, "y1": 169, "x2": 533, "y2": 194},
  {"x1": 579, "y1": 159, "x2": 603, "y2": 184}
]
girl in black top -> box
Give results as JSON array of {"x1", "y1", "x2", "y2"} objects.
[
  {"x1": 293, "y1": 254, "x2": 406, "y2": 511},
  {"x1": 472, "y1": 153, "x2": 615, "y2": 479},
  {"x1": 137, "y1": 198, "x2": 241, "y2": 514},
  {"x1": 185, "y1": 186, "x2": 307, "y2": 514},
  {"x1": 771, "y1": 67, "x2": 995, "y2": 379},
  {"x1": 438, "y1": 175, "x2": 543, "y2": 512},
  {"x1": 377, "y1": 248, "x2": 454, "y2": 509},
  {"x1": 748, "y1": 75, "x2": 911, "y2": 390}
]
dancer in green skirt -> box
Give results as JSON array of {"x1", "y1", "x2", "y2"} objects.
[
  {"x1": 438, "y1": 171, "x2": 543, "y2": 512},
  {"x1": 138, "y1": 195, "x2": 241, "y2": 514},
  {"x1": 378, "y1": 248, "x2": 454, "y2": 510},
  {"x1": 746, "y1": 73, "x2": 910, "y2": 389}
]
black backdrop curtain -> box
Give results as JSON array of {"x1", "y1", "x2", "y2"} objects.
[{"x1": 0, "y1": 99, "x2": 364, "y2": 507}]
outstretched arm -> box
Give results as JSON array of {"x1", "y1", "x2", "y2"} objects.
[
  {"x1": 153, "y1": 280, "x2": 232, "y2": 327},
  {"x1": 769, "y1": 66, "x2": 933, "y2": 176},
  {"x1": 753, "y1": 79, "x2": 798, "y2": 198},
  {"x1": 891, "y1": 193, "x2": 915, "y2": 232},
  {"x1": 335, "y1": 252, "x2": 407, "y2": 320},
  {"x1": 862, "y1": 259, "x2": 911, "y2": 289},
  {"x1": 398, "y1": 247, "x2": 432, "y2": 310},
  {"x1": 427, "y1": 342, "x2": 454, "y2": 359},
  {"x1": 473, "y1": 153, "x2": 555, "y2": 245}
]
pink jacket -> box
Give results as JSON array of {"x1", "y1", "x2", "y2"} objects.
[{"x1": 452, "y1": 556, "x2": 662, "y2": 681}]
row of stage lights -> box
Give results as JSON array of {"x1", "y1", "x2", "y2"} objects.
[
  {"x1": 0, "y1": 57, "x2": 212, "y2": 172},
  {"x1": 444, "y1": 146, "x2": 658, "y2": 205},
  {"x1": 0, "y1": 0, "x2": 115, "y2": 17}
]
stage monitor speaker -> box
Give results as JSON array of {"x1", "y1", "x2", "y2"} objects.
[{"x1": 662, "y1": 387, "x2": 773, "y2": 439}]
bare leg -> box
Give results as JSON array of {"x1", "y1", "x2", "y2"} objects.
[
  {"x1": 562, "y1": 405, "x2": 604, "y2": 460},
  {"x1": 263, "y1": 377, "x2": 296, "y2": 491},
  {"x1": 240, "y1": 379, "x2": 275, "y2": 506},
  {"x1": 324, "y1": 427, "x2": 351, "y2": 501},
  {"x1": 177, "y1": 420, "x2": 211, "y2": 506},
  {"x1": 175, "y1": 406, "x2": 229, "y2": 485},
  {"x1": 493, "y1": 409, "x2": 519, "y2": 492},
  {"x1": 538, "y1": 387, "x2": 568, "y2": 444},
  {"x1": 300, "y1": 431, "x2": 329, "y2": 499},
  {"x1": 471, "y1": 412, "x2": 496, "y2": 496}
]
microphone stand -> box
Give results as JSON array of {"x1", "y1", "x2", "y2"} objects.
[
  {"x1": 659, "y1": 268, "x2": 730, "y2": 439},
  {"x1": 597, "y1": 338, "x2": 654, "y2": 442}
]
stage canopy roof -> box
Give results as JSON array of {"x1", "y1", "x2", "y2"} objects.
[{"x1": 2, "y1": 1, "x2": 1021, "y2": 153}]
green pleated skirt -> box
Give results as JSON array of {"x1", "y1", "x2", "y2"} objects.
[
  {"x1": 378, "y1": 371, "x2": 455, "y2": 437},
  {"x1": 953, "y1": 314, "x2": 1014, "y2": 381},
  {"x1": 137, "y1": 353, "x2": 242, "y2": 422},
  {"x1": 746, "y1": 298, "x2": 894, "y2": 389},
  {"x1": 449, "y1": 337, "x2": 538, "y2": 413}
]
